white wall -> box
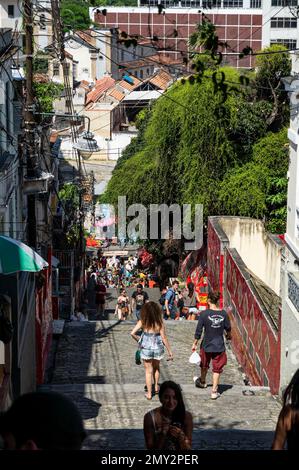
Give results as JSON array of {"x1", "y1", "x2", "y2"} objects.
[
  {"x1": 262, "y1": 0, "x2": 299, "y2": 49},
  {"x1": 0, "y1": 0, "x2": 21, "y2": 30},
  {"x1": 219, "y1": 217, "x2": 282, "y2": 295},
  {"x1": 65, "y1": 39, "x2": 94, "y2": 83}
]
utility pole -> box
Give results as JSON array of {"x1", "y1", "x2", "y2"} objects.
[{"x1": 24, "y1": 0, "x2": 37, "y2": 248}]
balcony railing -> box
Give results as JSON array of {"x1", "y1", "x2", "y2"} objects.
[{"x1": 288, "y1": 272, "x2": 299, "y2": 312}]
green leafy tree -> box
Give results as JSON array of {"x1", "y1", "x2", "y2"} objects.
[
  {"x1": 58, "y1": 183, "x2": 81, "y2": 246},
  {"x1": 255, "y1": 44, "x2": 291, "y2": 127},
  {"x1": 219, "y1": 129, "x2": 289, "y2": 233},
  {"x1": 61, "y1": 0, "x2": 91, "y2": 32},
  {"x1": 33, "y1": 82, "x2": 64, "y2": 113}
]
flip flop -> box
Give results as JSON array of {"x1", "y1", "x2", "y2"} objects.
[{"x1": 145, "y1": 394, "x2": 152, "y2": 400}]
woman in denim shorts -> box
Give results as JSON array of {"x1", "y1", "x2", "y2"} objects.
[{"x1": 131, "y1": 302, "x2": 173, "y2": 400}]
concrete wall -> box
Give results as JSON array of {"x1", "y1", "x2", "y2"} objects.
[
  {"x1": 218, "y1": 217, "x2": 282, "y2": 296},
  {"x1": 87, "y1": 105, "x2": 113, "y2": 139},
  {"x1": 208, "y1": 217, "x2": 282, "y2": 394},
  {"x1": 280, "y1": 71, "x2": 299, "y2": 393},
  {"x1": 280, "y1": 249, "x2": 299, "y2": 393}
]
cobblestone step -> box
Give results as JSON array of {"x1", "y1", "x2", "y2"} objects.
[{"x1": 45, "y1": 319, "x2": 281, "y2": 449}]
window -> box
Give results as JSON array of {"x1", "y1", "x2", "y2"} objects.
[
  {"x1": 73, "y1": 63, "x2": 77, "y2": 79},
  {"x1": 53, "y1": 61, "x2": 60, "y2": 76},
  {"x1": 250, "y1": 0, "x2": 261, "y2": 6},
  {"x1": 202, "y1": 0, "x2": 221, "y2": 7},
  {"x1": 140, "y1": 69, "x2": 144, "y2": 79},
  {"x1": 271, "y1": 17, "x2": 297, "y2": 28},
  {"x1": 121, "y1": 50, "x2": 124, "y2": 62},
  {"x1": 271, "y1": 0, "x2": 297, "y2": 5},
  {"x1": 271, "y1": 39, "x2": 297, "y2": 49},
  {"x1": 40, "y1": 13, "x2": 46, "y2": 30},
  {"x1": 8, "y1": 5, "x2": 14, "y2": 18},
  {"x1": 223, "y1": 0, "x2": 243, "y2": 6}
]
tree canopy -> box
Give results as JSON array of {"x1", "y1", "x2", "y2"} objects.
[{"x1": 102, "y1": 44, "x2": 290, "y2": 236}]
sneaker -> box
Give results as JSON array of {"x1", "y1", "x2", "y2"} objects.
[
  {"x1": 211, "y1": 391, "x2": 220, "y2": 400},
  {"x1": 195, "y1": 378, "x2": 208, "y2": 389}
]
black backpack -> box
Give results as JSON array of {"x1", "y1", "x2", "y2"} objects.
[{"x1": 159, "y1": 293, "x2": 166, "y2": 307}]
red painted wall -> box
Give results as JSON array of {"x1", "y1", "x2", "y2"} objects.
[
  {"x1": 208, "y1": 219, "x2": 281, "y2": 394},
  {"x1": 225, "y1": 250, "x2": 280, "y2": 394},
  {"x1": 35, "y1": 248, "x2": 53, "y2": 385}
]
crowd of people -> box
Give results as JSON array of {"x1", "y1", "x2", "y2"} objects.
[
  {"x1": 86, "y1": 252, "x2": 157, "y2": 290},
  {"x1": 1, "y1": 289, "x2": 298, "y2": 450}
]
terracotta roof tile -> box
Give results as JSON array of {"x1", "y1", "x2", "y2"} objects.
[
  {"x1": 75, "y1": 30, "x2": 95, "y2": 47},
  {"x1": 118, "y1": 75, "x2": 141, "y2": 91},
  {"x1": 149, "y1": 70, "x2": 173, "y2": 90},
  {"x1": 107, "y1": 87, "x2": 125, "y2": 102},
  {"x1": 86, "y1": 76, "x2": 115, "y2": 104},
  {"x1": 33, "y1": 73, "x2": 50, "y2": 83}
]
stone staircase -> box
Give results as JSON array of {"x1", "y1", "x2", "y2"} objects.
[{"x1": 42, "y1": 320, "x2": 281, "y2": 450}]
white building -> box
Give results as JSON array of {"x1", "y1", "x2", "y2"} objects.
[
  {"x1": 64, "y1": 29, "x2": 112, "y2": 84},
  {"x1": 280, "y1": 52, "x2": 299, "y2": 393},
  {"x1": 0, "y1": 29, "x2": 24, "y2": 240},
  {"x1": 262, "y1": 0, "x2": 299, "y2": 51},
  {"x1": 0, "y1": 0, "x2": 22, "y2": 31}
]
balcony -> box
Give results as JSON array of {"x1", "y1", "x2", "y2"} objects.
[{"x1": 288, "y1": 272, "x2": 299, "y2": 312}]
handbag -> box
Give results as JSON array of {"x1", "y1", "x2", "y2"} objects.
[
  {"x1": 135, "y1": 349, "x2": 141, "y2": 365},
  {"x1": 0, "y1": 310, "x2": 13, "y2": 344}
]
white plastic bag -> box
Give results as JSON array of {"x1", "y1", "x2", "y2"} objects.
[{"x1": 189, "y1": 351, "x2": 201, "y2": 365}]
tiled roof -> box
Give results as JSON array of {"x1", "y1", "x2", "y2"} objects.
[
  {"x1": 122, "y1": 54, "x2": 184, "y2": 69},
  {"x1": 64, "y1": 50, "x2": 73, "y2": 60},
  {"x1": 75, "y1": 30, "x2": 95, "y2": 47},
  {"x1": 118, "y1": 75, "x2": 141, "y2": 91},
  {"x1": 107, "y1": 87, "x2": 125, "y2": 102},
  {"x1": 149, "y1": 70, "x2": 173, "y2": 90},
  {"x1": 80, "y1": 80, "x2": 91, "y2": 91},
  {"x1": 33, "y1": 73, "x2": 49, "y2": 83},
  {"x1": 86, "y1": 76, "x2": 115, "y2": 104}
]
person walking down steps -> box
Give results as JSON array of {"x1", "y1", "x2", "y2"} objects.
[
  {"x1": 191, "y1": 291, "x2": 231, "y2": 400},
  {"x1": 130, "y1": 302, "x2": 173, "y2": 400}
]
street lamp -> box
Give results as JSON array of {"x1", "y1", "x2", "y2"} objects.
[
  {"x1": 35, "y1": 112, "x2": 101, "y2": 159},
  {"x1": 73, "y1": 130, "x2": 100, "y2": 160}
]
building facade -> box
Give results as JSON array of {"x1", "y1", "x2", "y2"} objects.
[
  {"x1": 280, "y1": 52, "x2": 299, "y2": 393},
  {"x1": 93, "y1": 1, "x2": 299, "y2": 69}
]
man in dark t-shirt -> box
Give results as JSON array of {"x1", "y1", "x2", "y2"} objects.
[
  {"x1": 191, "y1": 291, "x2": 231, "y2": 400},
  {"x1": 131, "y1": 284, "x2": 149, "y2": 320}
]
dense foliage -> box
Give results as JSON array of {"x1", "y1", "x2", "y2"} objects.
[
  {"x1": 33, "y1": 82, "x2": 64, "y2": 113},
  {"x1": 61, "y1": 0, "x2": 92, "y2": 32},
  {"x1": 58, "y1": 183, "x2": 81, "y2": 246},
  {"x1": 101, "y1": 44, "x2": 290, "y2": 236}
]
